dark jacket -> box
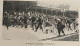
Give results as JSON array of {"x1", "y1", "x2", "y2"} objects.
[
  {"x1": 37, "y1": 18, "x2": 43, "y2": 24},
  {"x1": 57, "y1": 21, "x2": 65, "y2": 30},
  {"x1": 31, "y1": 16, "x2": 36, "y2": 23}
]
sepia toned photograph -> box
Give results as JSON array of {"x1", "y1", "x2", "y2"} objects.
[{"x1": 2, "y1": 0, "x2": 79, "y2": 41}]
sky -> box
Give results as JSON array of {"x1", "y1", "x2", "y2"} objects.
[{"x1": 37, "y1": 0, "x2": 79, "y2": 11}]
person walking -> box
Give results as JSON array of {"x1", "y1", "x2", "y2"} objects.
[
  {"x1": 23, "y1": 14, "x2": 28, "y2": 28},
  {"x1": 36, "y1": 16, "x2": 43, "y2": 32},
  {"x1": 57, "y1": 19, "x2": 65, "y2": 36},
  {"x1": 5, "y1": 14, "x2": 10, "y2": 30},
  {"x1": 31, "y1": 15, "x2": 36, "y2": 30}
]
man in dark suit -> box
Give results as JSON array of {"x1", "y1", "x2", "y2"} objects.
[
  {"x1": 57, "y1": 20, "x2": 65, "y2": 36},
  {"x1": 5, "y1": 14, "x2": 10, "y2": 29},
  {"x1": 67, "y1": 20, "x2": 72, "y2": 30},
  {"x1": 23, "y1": 14, "x2": 28, "y2": 28},
  {"x1": 31, "y1": 15, "x2": 36, "y2": 30},
  {"x1": 36, "y1": 16, "x2": 43, "y2": 32}
]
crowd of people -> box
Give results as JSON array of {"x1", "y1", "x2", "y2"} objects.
[{"x1": 3, "y1": 10, "x2": 79, "y2": 36}]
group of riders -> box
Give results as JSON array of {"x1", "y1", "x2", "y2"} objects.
[{"x1": 3, "y1": 10, "x2": 78, "y2": 36}]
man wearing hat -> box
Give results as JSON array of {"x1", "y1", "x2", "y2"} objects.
[{"x1": 57, "y1": 19, "x2": 65, "y2": 36}]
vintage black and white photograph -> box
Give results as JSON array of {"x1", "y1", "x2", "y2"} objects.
[{"x1": 2, "y1": 0, "x2": 79, "y2": 41}]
